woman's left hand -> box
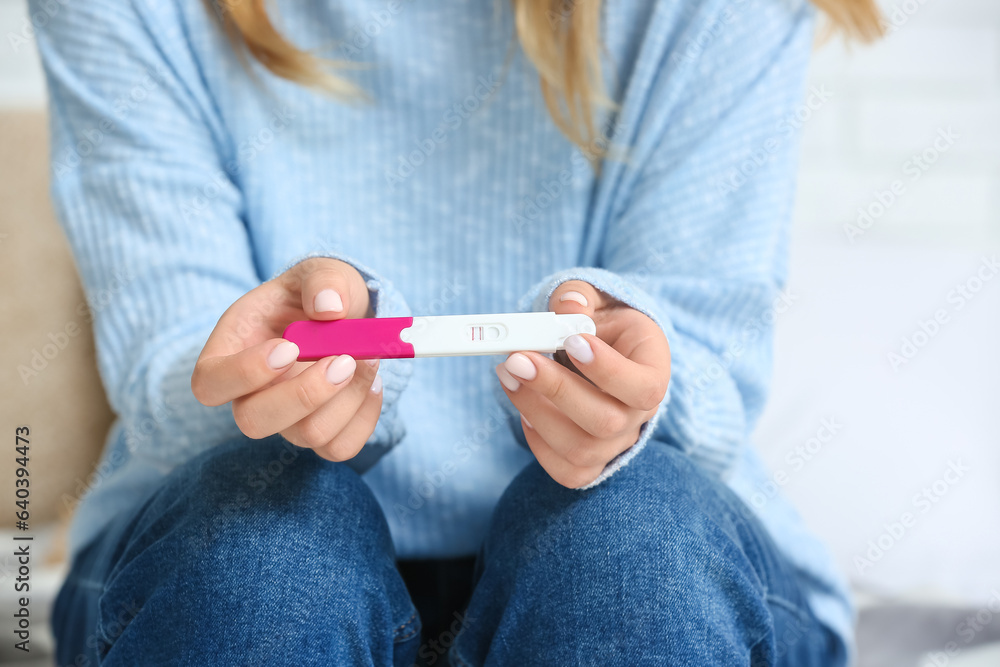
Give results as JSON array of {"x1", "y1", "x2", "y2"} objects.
[{"x1": 496, "y1": 280, "x2": 671, "y2": 489}]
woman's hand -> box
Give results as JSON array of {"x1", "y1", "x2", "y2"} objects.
[
  {"x1": 191, "y1": 257, "x2": 383, "y2": 462},
  {"x1": 496, "y1": 281, "x2": 671, "y2": 488}
]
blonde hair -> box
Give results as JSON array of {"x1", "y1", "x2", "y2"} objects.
[{"x1": 209, "y1": 0, "x2": 882, "y2": 155}]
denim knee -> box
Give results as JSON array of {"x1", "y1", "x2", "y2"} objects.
[
  {"x1": 109, "y1": 434, "x2": 395, "y2": 573},
  {"x1": 80, "y1": 436, "x2": 418, "y2": 666},
  {"x1": 454, "y1": 441, "x2": 782, "y2": 665},
  {"x1": 487, "y1": 440, "x2": 767, "y2": 572}
]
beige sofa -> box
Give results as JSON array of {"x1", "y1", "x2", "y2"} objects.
[{"x1": 0, "y1": 111, "x2": 114, "y2": 536}]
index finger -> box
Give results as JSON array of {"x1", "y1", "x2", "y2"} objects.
[
  {"x1": 561, "y1": 331, "x2": 670, "y2": 412},
  {"x1": 199, "y1": 280, "x2": 297, "y2": 360},
  {"x1": 191, "y1": 338, "x2": 301, "y2": 407}
]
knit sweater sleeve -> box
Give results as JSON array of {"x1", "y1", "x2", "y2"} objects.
[
  {"x1": 501, "y1": 0, "x2": 816, "y2": 485},
  {"x1": 31, "y1": 0, "x2": 410, "y2": 474}
]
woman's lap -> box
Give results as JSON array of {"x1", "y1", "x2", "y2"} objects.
[
  {"x1": 53, "y1": 436, "x2": 846, "y2": 666},
  {"x1": 452, "y1": 441, "x2": 846, "y2": 666},
  {"x1": 54, "y1": 435, "x2": 420, "y2": 666}
]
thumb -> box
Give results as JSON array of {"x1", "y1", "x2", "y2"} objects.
[
  {"x1": 548, "y1": 280, "x2": 603, "y2": 318},
  {"x1": 297, "y1": 258, "x2": 371, "y2": 321}
]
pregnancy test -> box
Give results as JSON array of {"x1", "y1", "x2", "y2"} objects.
[{"x1": 282, "y1": 312, "x2": 596, "y2": 360}]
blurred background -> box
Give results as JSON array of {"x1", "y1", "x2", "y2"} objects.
[{"x1": 1, "y1": 0, "x2": 997, "y2": 665}]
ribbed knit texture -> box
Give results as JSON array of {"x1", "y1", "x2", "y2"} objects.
[{"x1": 33, "y1": 0, "x2": 854, "y2": 656}]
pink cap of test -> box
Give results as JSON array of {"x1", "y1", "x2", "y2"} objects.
[{"x1": 282, "y1": 317, "x2": 415, "y2": 360}]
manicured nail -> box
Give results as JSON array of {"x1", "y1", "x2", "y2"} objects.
[
  {"x1": 314, "y1": 289, "x2": 344, "y2": 313},
  {"x1": 564, "y1": 335, "x2": 594, "y2": 363},
  {"x1": 520, "y1": 414, "x2": 532, "y2": 429},
  {"x1": 326, "y1": 355, "x2": 356, "y2": 384},
  {"x1": 504, "y1": 353, "x2": 537, "y2": 381},
  {"x1": 364, "y1": 358, "x2": 379, "y2": 368},
  {"x1": 370, "y1": 374, "x2": 383, "y2": 394},
  {"x1": 267, "y1": 341, "x2": 299, "y2": 369},
  {"x1": 497, "y1": 365, "x2": 520, "y2": 392},
  {"x1": 560, "y1": 291, "x2": 588, "y2": 307}
]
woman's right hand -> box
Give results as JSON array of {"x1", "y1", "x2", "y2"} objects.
[{"x1": 191, "y1": 257, "x2": 383, "y2": 462}]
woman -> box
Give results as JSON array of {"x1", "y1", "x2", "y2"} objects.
[{"x1": 35, "y1": 0, "x2": 879, "y2": 664}]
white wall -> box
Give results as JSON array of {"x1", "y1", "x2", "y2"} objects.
[
  {"x1": 757, "y1": 0, "x2": 1000, "y2": 604},
  {"x1": 797, "y1": 0, "x2": 1000, "y2": 248}
]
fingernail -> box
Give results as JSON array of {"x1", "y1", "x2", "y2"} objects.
[
  {"x1": 267, "y1": 341, "x2": 299, "y2": 369},
  {"x1": 326, "y1": 355, "x2": 356, "y2": 384},
  {"x1": 364, "y1": 358, "x2": 379, "y2": 368},
  {"x1": 560, "y1": 291, "x2": 588, "y2": 307},
  {"x1": 520, "y1": 414, "x2": 532, "y2": 429},
  {"x1": 497, "y1": 365, "x2": 520, "y2": 392},
  {"x1": 504, "y1": 353, "x2": 537, "y2": 381},
  {"x1": 370, "y1": 374, "x2": 383, "y2": 394},
  {"x1": 314, "y1": 289, "x2": 344, "y2": 313},
  {"x1": 564, "y1": 335, "x2": 594, "y2": 363}
]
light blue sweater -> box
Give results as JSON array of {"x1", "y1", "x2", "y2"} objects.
[{"x1": 33, "y1": 0, "x2": 854, "y2": 657}]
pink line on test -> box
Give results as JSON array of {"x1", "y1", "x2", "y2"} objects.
[{"x1": 282, "y1": 317, "x2": 415, "y2": 360}]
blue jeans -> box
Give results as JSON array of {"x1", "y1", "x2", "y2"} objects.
[{"x1": 53, "y1": 435, "x2": 847, "y2": 666}]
